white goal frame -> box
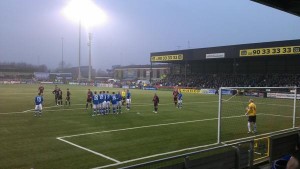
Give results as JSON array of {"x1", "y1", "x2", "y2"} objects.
[{"x1": 218, "y1": 86, "x2": 298, "y2": 144}]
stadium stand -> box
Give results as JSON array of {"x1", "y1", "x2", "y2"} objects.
[{"x1": 155, "y1": 73, "x2": 300, "y2": 88}]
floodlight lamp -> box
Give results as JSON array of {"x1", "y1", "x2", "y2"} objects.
[{"x1": 63, "y1": 0, "x2": 107, "y2": 27}]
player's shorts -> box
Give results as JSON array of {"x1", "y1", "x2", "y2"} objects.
[
  {"x1": 248, "y1": 116, "x2": 256, "y2": 123},
  {"x1": 118, "y1": 101, "x2": 122, "y2": 106},
  {"x1": 122, "y1": 97, "x2": 126, "y2": 101},
  {"x1": 174, "y1": 97, "x2": 178, "y2": 102},
  {"x1": 178, "y1": 100, "x2": 182, "y2": 104},
  {"x1": 154, "y1": 102, "x2": 158, "y2": 107},
  {"x1": 58, "y1": 95, "x2": 62, "y2": 100},
  {"x1": 126, "y1": 99, "x2": 131, "y2": 104},
  {"x1": 35, "y1": 104, "x2": 43, "y2": 110},
  {"x1": 99, "y1": 102, "x2": 104, "y2": 108},
  {"x1": 106, "y1": 101, "x2": 110, "y2": 107},
  {"x1": 112, "y1": 103, "x2": 117, "y2": 108},
  {"x1": 66, "y1": 96, "x2": 70, "y2": 101},
  {"x1": 93, "y1": 104, "x2": 98, "y2": 109},
  {"x1": 87, "y1": 98, "x2": 92, "y2": 103}
]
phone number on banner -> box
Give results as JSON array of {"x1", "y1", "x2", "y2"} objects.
[
  {"x1": 240, "y1": 46, "x2": 300, "y2": 57},
  {"x1": 151, "y1": 54, "x2": 183, "y2": 62}
]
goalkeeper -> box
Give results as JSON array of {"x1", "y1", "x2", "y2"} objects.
[{"x1": 245, "y1": 99, "x2": 257, "y2": 134}]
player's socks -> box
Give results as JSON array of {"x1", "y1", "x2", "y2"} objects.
[
  {"x1": 247, "y1": 122, "x2": 251, "y2": 132},
  {"x1": 253, "y1": 123, "x2": 257, "y2": 132}
]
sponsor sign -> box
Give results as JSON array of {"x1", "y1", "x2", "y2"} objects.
[
  {"x1": 200, "y1": 89, "x2": 217, "y2": 94},
  {"x1": 205, "y1": 53, "x2": 225, "y2": 59},
  {"x1": 267, "y1": 93, "x2": 300, "y2": 100},
  {"x1": 97, "y1": 83, "x2": 113, "y2": 88},
  {"x1": 240, "y1": 46, "x2": 300, "y2": 57},
  {"x1": 180, "y1": 89, "x2": 200, "y2": 93},
  {"x1": 151, "y1": 54, "x2": 183, "y2": 62},
  {"x1": 122, "y1": 85, "x2": 129, "y2": 89},
  {"x1": 222, "y1": 89, "x2": 233, "y2": 95},
  {"x1": 143, "y1": 87, "x2": 157, "y2": 90},
  {"x1": 244, "y1": 92, "x2": 259, "y2": 97}
]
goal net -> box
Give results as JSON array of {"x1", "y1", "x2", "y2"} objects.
[{"x1": 218, "y1": 87, "x2": 299, "y2": 144}]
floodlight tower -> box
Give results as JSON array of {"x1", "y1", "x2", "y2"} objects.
[
  {"x1": 88, "y1": 33, "x2": 92, "y2": 82},
  {"x1": 61, "y1": 37, "x2": 64, "y2": 72},
  {"x1": 63, "y1": 0, "x2": 106, "y2": 82},
  {"x1": 78, "y1": 21, "x2": 81, "y2": 82}
]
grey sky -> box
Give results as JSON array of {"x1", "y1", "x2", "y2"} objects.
[{"x1": 0, "y1": 0, "x2": 300, "y2": 71}]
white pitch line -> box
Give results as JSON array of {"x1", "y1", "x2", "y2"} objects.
[
  {"x1": 56, "y1": 113, "x2": 299, "y2": 169},
  {"x1": 0, "y1": 101, "x2": 218, "y2": 115},
  {"x1": 226, "y1": 100, "x2": 295, "y2": 107},
  {"x1": 58, "y1": 117, "x2": 220, "y2": 139},
  {"x1": 56, "y1": 137, "x2": 121, "y2": 163},
  {"x1": 0, "y1": 107, "x2": 86, "y2": 115},
  {"x1": 259, "y1": 113, "x2": 296, "y2": 118},
  {"x1": 57, "y1": 112, "x2": 298, "y2": 139},
  {"x1": 90, "y1": 143, "x2": 219, "y2": 169}
]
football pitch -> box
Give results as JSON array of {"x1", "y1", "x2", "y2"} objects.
[{"x1": 0, "y1": 84, "x2": 298, "y2": 169}]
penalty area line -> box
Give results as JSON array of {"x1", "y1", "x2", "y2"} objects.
[
  {"x1": 90, "y1": 142, "x2": 219, "y2": 169},
  {"x1": 56, "y1": 137, "x2": 121, "y2": 164}
]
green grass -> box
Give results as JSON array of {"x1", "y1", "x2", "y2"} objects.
[{"x1": 0, "y1": 84, "x2": 298, "y2": 169}]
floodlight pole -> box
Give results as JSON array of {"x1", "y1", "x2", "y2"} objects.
[
  {"x1": 61, "y1": 37, "x2": 64, "y2": 72},
  {"x1": 88, "y1": 33, "x2": 92, "y2": 82},
  {"x1": 78, "y1": 20, "x2": 81, "y2": 82}
]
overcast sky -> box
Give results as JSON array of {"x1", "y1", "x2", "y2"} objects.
[{"x1": 0, "y1": 0, "x2": 300, "y2": 71}]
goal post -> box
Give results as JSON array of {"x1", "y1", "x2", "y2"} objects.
[{"x1": 217, "y1": 86, "x2": 298, "y2": 144}]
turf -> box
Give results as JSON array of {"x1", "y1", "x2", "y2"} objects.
[{"x1": 0, "y1": 84, "x2": 298, "y2": 169}]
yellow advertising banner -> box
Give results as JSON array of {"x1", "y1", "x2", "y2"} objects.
[
  {"x1": 240, "y1": 46, "x2": 300, "y2": 57},
  {"x1": 180, "y1": 89, "x2": 200, "y2": 93},
  {"x1": 151, "y1": 54, "x2": 183, "y2": 62}
]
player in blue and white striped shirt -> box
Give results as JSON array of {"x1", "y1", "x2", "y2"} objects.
[
  {"x1": 106, "y1": 91, "x2": 112, "y2": 113},
  {"x1": 92, "y1": 91, "x2": 99, "y2": 116},
  {"x1": 34, "y1": 93, "x2": 44, "y2": 117},
  {"x1": 177, "y1": 91, "x2": 183, "y2": 109},
  {"x1": 111, "y1": 92, "x2": 118, "y2": 114},
  {"x1": 116, "y1": 91, "x2": 122, "y2": 113},
  {"x1": 126, "y1": 89, "x2": 131, "y2": 110},
  {"x1": 98, "y1": 91, "x2": 105, "y2": 115}
]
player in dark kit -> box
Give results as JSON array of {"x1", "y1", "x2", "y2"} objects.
[
  {"x1": 65, "y1": 88, "x2": 71, "y2": 106},
  {"x1": 52, "y1": 87, "x2": 60, "y2": 105},
  {"x1": 38, "y1": 85, "x2": 44, "y2": 95},
  {"x1": 153, "y1": 93, "x2": 159, "y2": 113},
  {"x1": 173, "y1": 89, "x2": 179, "y2": 107},
  {"x1": 85, "y1": 89, "x2": 93, "y2": 111},
  {"x1": 57, "y1": 88, "x2": 63, "y2": 105}
]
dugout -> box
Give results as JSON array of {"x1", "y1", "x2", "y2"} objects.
[{"x1": 150, "y1": 39, "x2": 300, "y2": 80}]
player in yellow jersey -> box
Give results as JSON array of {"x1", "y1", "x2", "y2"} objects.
[
  {"x1": 121, "y1": 89, "x2": 126, "y2": 106},
  {"x1": 245, "y1": 99, "x2": 257, "y2": 134}
]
